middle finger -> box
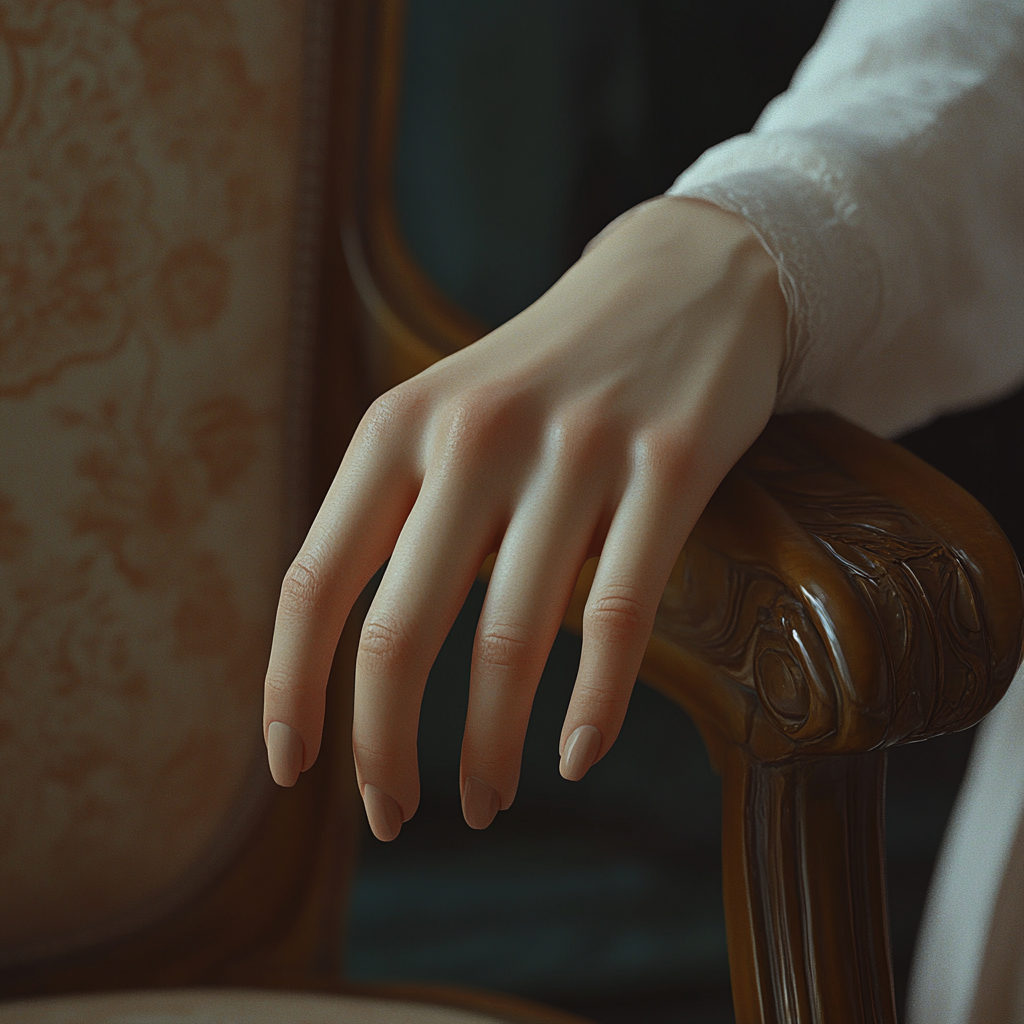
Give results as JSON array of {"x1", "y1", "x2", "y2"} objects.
[
  {"x1": 460, "y1": 475, "x2": 602, "y2": 828},
  {"x1": 352, "y1": 473, "x2": 501, "y2": 840}
]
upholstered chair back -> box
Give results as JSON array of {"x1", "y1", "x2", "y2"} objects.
[{"x1": 0, "y1": 0, "x2": 334, "y2": 972}]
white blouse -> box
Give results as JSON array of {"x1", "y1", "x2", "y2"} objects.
[
  {"x1": 667, "y1": 0, "x2": 1024, "y2": 440},
  {"x1": 666, "y1": 1, "x2": 1024, "y2": 1020}
]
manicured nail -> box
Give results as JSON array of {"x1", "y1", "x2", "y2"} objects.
[
  {"x1": 462, "y1": 776, "x2": 500, "y2": 830},
  {"x1": 560, "y1": 725, "x2": 602, "y2": 781},
  {"x1": 267, "y1": 721, "x2": 304, "y2": 787},
  {"x1": 363, "y1": 784, "x2": 403, "y2": 842}
]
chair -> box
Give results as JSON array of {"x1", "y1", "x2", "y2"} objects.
[{"x1": 1, "y1": 1, "x2": 1021, "y2": 1023}]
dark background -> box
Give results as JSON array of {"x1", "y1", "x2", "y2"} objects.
[{"x1": 346, "y1": 2, "x2": 1024, "y2": 1021}]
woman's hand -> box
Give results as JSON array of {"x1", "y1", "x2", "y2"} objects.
[{"x1": 263, "y1": 197, "x2": 787, "y2": 841}]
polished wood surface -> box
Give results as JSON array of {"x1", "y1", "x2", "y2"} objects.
[{"x1": 638, "y1": 413, "x2": 1024, "y2": 1022}]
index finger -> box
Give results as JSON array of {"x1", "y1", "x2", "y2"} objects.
[{"x1": 263, "y1": 398, "x2": 420, "y2": 785}]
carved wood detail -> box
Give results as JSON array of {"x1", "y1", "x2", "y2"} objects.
[
  {"x1": 655, "y1": 415, "x2": 1017, "y2": 765},
  {"x1": 641, "y1": 412, "x2": 1024, "y2": 1023}
]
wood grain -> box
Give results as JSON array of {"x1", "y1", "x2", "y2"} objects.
[{"x1": 641, "y1": 413, "x2": 1024, "y2": 1022}]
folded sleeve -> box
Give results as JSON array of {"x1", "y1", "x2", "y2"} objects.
[{"x1": 666, "y1": 0, "x2": 1024, "y2": 438}]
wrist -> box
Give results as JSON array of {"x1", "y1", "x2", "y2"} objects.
[{"x1": 573, "y1": 196, "x2": 789, "y2": 399}]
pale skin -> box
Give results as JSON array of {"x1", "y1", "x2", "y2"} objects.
[{"x1": 263, "y1": 196, "x2": 788, "y2": 841}]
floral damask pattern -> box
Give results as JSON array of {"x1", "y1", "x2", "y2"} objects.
[{"x1": 0, "y1": 0, "x2": 305, "y2": 959}]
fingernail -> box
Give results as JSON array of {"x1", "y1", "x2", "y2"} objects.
[
  {"x1": 560, "y1": 725, "x2": 602, "y2": 781},
  {"x1": 267, "y1": 721, "x2": 304, "y2": 787},
  {"x1": 363, "y1": 784, "x2": 403, "y2": 842},
  {"x1": 462, "y1": 776, "x2": 500, "y2": 830}
]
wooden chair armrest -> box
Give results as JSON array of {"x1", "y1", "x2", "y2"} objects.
[{"x1": 615, "y1": 411, "x2": 1024, "y2": 1023}]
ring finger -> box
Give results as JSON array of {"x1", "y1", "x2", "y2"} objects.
[{"x1": 460, "y1": 480, "x2": 602, "y2": 828}]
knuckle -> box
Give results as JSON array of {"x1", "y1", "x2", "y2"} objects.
[
  {"x1": 357, "y1": 615, "x2": 411, "y2": 672},
  {"x1": 438, "y1": 391, "x2": 494, "y2": 447},
  {"x1": 262, "y1": 671, "x2": 290, "y2": 702},
  {"x1": 434, "y1": 386, "x2": 535, "y2": 461},
  {"x1": 585, "y1": 583, "x2": 648, "y2": 643},
  {"x1": 474, "y1": 622, "x2": 531, "y2": 671},
  {"x1": 545, "y1": 417, "x2": 591, "y2": 474},
  {"x1": 264, "y1": 669, "x2": 313, "y2": 703},
  {"x1": 279, "y1": 553, "x2": 326, "y2": 614},
  {"x1": 359, "y1": 385, "x2": 423, "y2": 443}
]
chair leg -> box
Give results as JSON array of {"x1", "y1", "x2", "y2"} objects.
[{"x1": 720, "y1": 746, "x2": 897, "y2": 1024}]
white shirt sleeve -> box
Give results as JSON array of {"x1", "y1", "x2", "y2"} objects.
[{"x1": 666, "y1": 0, "x2": 1024, "y2": 438}]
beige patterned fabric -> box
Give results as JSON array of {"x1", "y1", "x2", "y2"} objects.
[
  {"x1": 0, "y1": 1, "x2": 312, "y2": 964},
  {"x1": 0, "y1": 989, "x2": 513, "y2": 1024}
]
